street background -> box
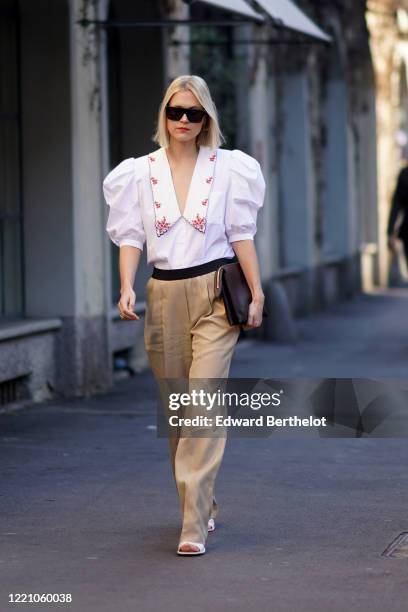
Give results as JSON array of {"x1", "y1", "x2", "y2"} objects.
[{"x1": 2, "y1": 1, "x2": 408, "y2": 610}]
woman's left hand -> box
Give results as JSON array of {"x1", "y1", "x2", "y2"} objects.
[{"x1": 241, "y1": 294, "x2": 265, "y2": 330}]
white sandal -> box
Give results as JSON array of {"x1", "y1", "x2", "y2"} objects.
[
  {"x1": 208, "y1": 518, "x2": 215, "y2": 532},
  {"x1": 177, "y1": 542, "x2": 206, "y2": 556}
]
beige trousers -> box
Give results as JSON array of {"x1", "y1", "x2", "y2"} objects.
[{"x1": 144, "y1": 269, "x2": 241, "y2": 544}]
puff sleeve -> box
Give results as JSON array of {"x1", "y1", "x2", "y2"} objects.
[
  {"x1": 225, "y1": 149, "x2": 266, "y2": 243},
  {"x1": 103, "y1": 158, "x2": 146, "y2": 251}
]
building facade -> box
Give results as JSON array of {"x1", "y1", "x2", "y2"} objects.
[{"x1": 0, "y1": 0, "x2": 399, "y2": 405}]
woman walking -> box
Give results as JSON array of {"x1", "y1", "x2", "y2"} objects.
[{"x1": 103, "y1": 75, "x2": 266, "y2": 556}]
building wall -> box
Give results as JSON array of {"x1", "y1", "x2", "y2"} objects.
[
  {"x1": 19, "y1": 0, "x2": 74, "y2": 319},
  {"x1": 0, "y1": 0, "x2": 394, "y2": 404},
  {"x1": 243, "y1": 0, "x2": 376, "y2": 320}
]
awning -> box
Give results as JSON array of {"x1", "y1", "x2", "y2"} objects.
[
  {"x1": 197, "y1": 0, "x2": 265, "y2": 22},
  {"x1": 254, "y1": 0, "x2": 331, "y2": 42},
  {"x1": 77, "y1": 0, "x2": 330, "y2": 42}
]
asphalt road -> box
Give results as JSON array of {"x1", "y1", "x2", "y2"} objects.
[{"x1": 1, "y1": 288, "x2": 408, "y2": 612}]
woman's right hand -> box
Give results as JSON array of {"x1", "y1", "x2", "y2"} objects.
[{"x1": 118, "y1": 287, "x2": 139, "y2": 320}]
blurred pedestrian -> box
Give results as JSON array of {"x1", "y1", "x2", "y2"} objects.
[{"x1": 387, "y1": 155, "x2": 408, "y2": 263}]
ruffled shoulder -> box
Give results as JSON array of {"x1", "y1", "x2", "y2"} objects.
[
  {"x1": 103, "y1": 156, "x2": 149, "y2": 206},
  {"x1": 224, "y1": 149, "x2": 266, "y2": 243},
  {"x1": 229, "y1": 149, "x2": 261, "y2": 180},
  {"x1": 103, "y1": 156, "x2": 148, "y2": 250},
  {"x1": 228, "y1": 149, "x2": 265, "y2": 211}
]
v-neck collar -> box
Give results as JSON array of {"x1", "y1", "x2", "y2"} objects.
[
  {"x1": 163, "y1": 146, "x2": 200, "y2": 217},
  {"x1": 147, "y1": 145, "x2": 217, "y2": 236}
]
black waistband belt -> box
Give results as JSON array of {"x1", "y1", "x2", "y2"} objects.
[{"x1": 151, "y1": 255, "x2": 238, "y2": 281}]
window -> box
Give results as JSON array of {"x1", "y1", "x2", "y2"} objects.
[{"x1": 0, "y1": 0, "x2": 24, "y2": 317}]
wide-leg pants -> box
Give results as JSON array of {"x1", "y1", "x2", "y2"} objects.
[{"x1": 143, "y1": 269, "x2": 241, "y2": 544}]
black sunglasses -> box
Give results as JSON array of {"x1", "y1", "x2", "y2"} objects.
[{"x1": 165, "y1": 105, "x2": 207, "y2": 123}]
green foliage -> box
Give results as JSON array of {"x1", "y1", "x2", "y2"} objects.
[{"x1": 190, "y1": 26, "x2": 238, "y2": 149}]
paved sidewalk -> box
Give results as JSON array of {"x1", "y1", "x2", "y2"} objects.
[
  {"x1": 1, "y1": 288, "x2": 408, "y2": 612},
  {"x1": 233, "y1": 287, "x2": 408, "y2": 378}
]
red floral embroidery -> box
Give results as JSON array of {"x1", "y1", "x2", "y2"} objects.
[
  {"x1": 151, "y1": 177, "x2": 158, "y2": 185},
  {"x1": 191, "y1": 213, "x2": 206, "y2": 233},
  {"x1": 201, "y1": 199, "x2": 208, "y2": 206},
  {"x1": 209, "y1": 154, "x2": 216, "y2": 162},
  {"x1": 206, "y1": 176, "x2": 213, "y2": 184},
  {"x1": 154, "y1": 201, "x2": 161, "y2": 208},
  {"x1": 149, "y1": 156, "x2": 156, "y2": 162},
  {"x1": 155, "y1": 216, "x2": 171, "y2": 236}
]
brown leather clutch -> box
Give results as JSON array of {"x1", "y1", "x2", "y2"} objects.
[{"x1": 214, "y1": 261, "x2": 269, "y2": 326}]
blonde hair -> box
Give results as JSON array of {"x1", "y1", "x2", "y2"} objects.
[{"x1": 152, "y1": 75, "x2": 225, "y2": 150}]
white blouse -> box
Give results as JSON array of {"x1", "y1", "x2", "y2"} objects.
[{"x1": 103, "y1": 145, "x2": 266, "y2": 270}]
